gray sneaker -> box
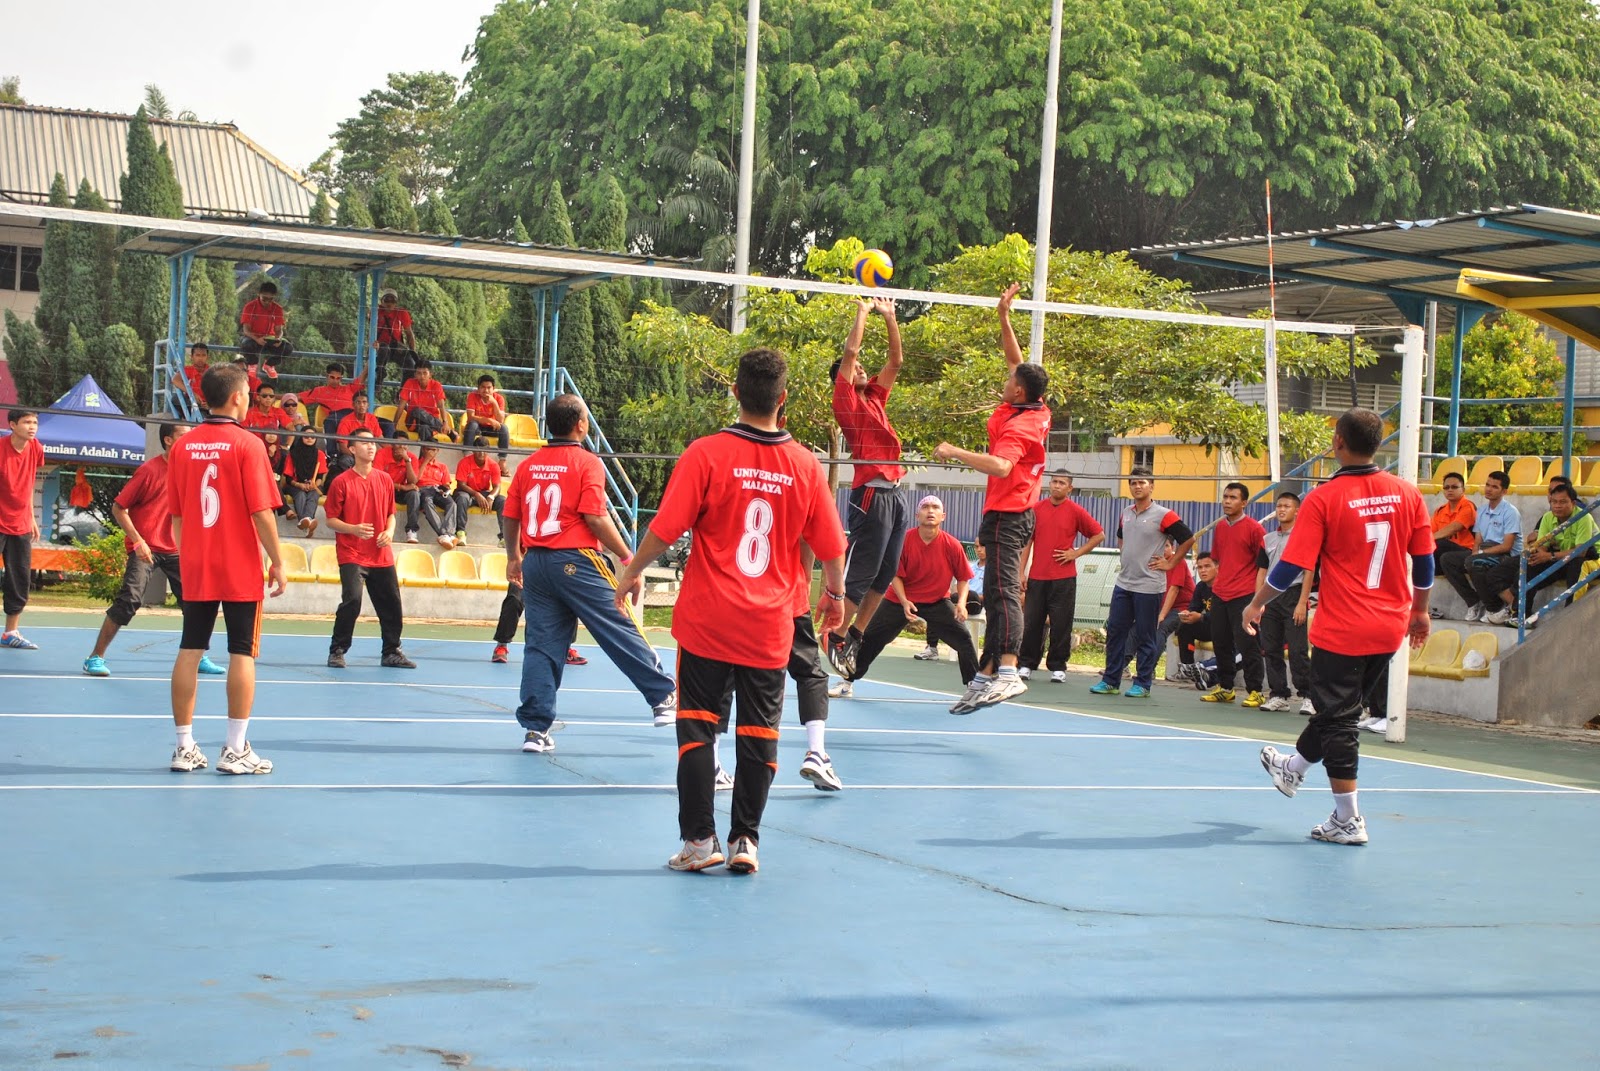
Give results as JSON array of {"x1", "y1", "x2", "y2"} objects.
[
  {"x1": 976, "y1": 674, "x2": 1028, "y2": 707},
  {"x1": 714, "y1": 765, "x2": 735, "y2": 791},
  {"x1": 170, "y1": 743, "x2": 209, "y2": 772},
  {"x1": 1259, "y1": 745, "x2": 1304, "y2": 798},
  {"x1": 799, "y1": 751, "x2": 843, "y2": 791},
  {"x1": 522, "y1": 730, "x2": 555, "y2": 753},
  {"x1": 668, "y1": 835, "x2": 725, "y2": 872},
  {"x1": 216, "y1": 743, "x2": 273, "y2": 775},
  {"x1": 381, "y1": 650, "x2": 417, "y2": 669},
  {"x1": 1310, "y1": 812, "x2": 1369, "y2": 846},
  {"x1": 949, "y1": 678, "x2": 990, "y2": 715},
  {"x1": 327, "y1": 651, "x2": 346, "y2": 669},
  {"x1": 651, "y1": 691, "x2": 677, "y2": 727},
  {"x1": 827, "y1": 680, "x2": 854, "y2": 699}
]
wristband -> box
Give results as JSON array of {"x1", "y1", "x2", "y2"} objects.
[{"x1": 823, "y1": 589, "x2": 845, "y2": 602}]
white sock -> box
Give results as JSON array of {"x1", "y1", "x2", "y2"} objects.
[
  {"x1": 1287, "y1": 753, "x2": 1312, "y2": 776},
  {"x1": 1333, "y1": 790, "x2": 1359, "y2": 821},
  {"x1": 713, "y1": 732, "x2": 725, "y2": 770},
  {"x1": 804, "y1": 719, "x2": 826, "y2": 755},
  {"x1": 225, "y1": 718, "x2": 248, "y2": 754},
  {"x1": 971, "y1": 672, "x2": 992, "y2": 685},
  {"x1": 176, "y1": 725, "x2": 194, "y2": 750},
  {"x1": 997, "y1": 666, "x2": 1019, "y2": 679}
]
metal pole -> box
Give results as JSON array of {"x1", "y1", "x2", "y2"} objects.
[
  {"x1": 1423, "y1": 301, "x2": 1437, "y2": 469},
  {"x1": 1026, "y1": 0, "x2": 1065, "y2": 365},
  {"x1": 1447, "y1": 314, "x2": 1465, "y2": 457},
  {"x1": 730, "y1": 0, "x2": 761, "y2": 336},
  {"x1": 1563, "y1": 335, "x2": 1577, "y2": 477},
  {"x1": 1385, "y1": 323, "x2": 1426, "y2": 745}
]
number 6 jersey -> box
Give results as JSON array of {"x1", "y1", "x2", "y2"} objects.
[
  {"x1": 649, "y1": 424, "x2": 847, "y2": 670},
  {"x1": 504, "y1": 440, "x2": 609, "y2": 551},
  {"x1": 167, "y1": 416, "x2": 283, "y2": 602}
]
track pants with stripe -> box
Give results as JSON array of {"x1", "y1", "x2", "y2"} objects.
[
  {"x1": 677, "y1": 647, "x2": 785, "y2": 844},
  {"x1": 977, "y1": 508, "x2": 1034, "y2": 666},
  {"x1": 515, "y1": 547, "x2": 674, "y2": 734}
]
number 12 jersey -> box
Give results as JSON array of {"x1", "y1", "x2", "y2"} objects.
[{"x1": 504, "y1": 440, "x2": 608, "y2": 551}]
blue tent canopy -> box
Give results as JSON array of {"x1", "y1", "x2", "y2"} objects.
[{"x1": 35, "y1": 376, "x2": 146, "y2": 467}]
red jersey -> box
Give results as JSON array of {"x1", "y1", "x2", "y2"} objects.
[
  {"x1": 0, "y1": 433, "x2": 44, "y2": 535},
  {"x1": 239, "y1": 298, "x2": 285, "y2": 339},
  {"x1": 323, "y1": 466, "x2": 396, "y2": 568},
  {"x1": 650, "y1": 425, "x2": 847, "y2": 670},
  {"x1": 336, "y1": 412, "x2": 383, "y2": 446},
  {"x1": 284, "y1": 450, "x2": 328, "y2": 484},
  {"x1": 505, "y1": 440, "x2": 607, "y2": 551},
  {"x1": 415, "y1": 458, "x2": 452, "y2": 490},
  {"x1": 182, "y1": 363, "x2": 208, "y2": 398},
  {"x1": 832, "y1": 378, "x2": 904, "y2": 487},
  {"x1": 377, "y1": 305, "x2": 412, "y2": 345},
  {"x1": 1209, "y1": 513, "x2": 1266, "y2": 601},
  {"x1": 465, "y1": 390, "x2": 506, "y2": 424},
  {"x1": 455, "y1": 456, "x2": 502, "y2": 495},
  {"x1": 378, "y1": 449, "x2": 417, "y2": 488},
  {"x1": 299, "y1": 381, "x2": 363, "y2": 413},
  {"x1": 400, "y1": 378, "x2": 446, "y2": 421},
  {"x1": 889, "y1": 528, "x2": 973, "y2": 605},
  {"x1": 167, "y1": 418, "x2": 282, "y2": 602},
  {"x1": 115, "y1": 454, "x2": 177, "y2": 554},
  {"x1": 1165, "y1": 556, "x2": 1195, "y2": 611},
  {"x1": 1281, "y1": 466, "x2": 1434, "y2": 657},
  {"x1": 242, "y1": 406, "x2": 294, "y2": 435},
  {"x1": 983, "y1": 402, "x2": 1051, "y2": 513},
  {"x1": 1028, "y1": 496, "x2": 1104, "y2": 580}
]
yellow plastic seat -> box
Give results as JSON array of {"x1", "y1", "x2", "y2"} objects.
[
  {"x1": 1431, "y1": 631, "x2": 1498, "y2": 681},
  {"x1": 1418, "y1": 456, "x2": 1466, "y2": 495},
  {"x1": 1505, "y1": 456, "x2": 1543, "y2": 493},
  {"x1": 279, "y1": 542, "x2": 313, "y2": 584},
  {"x1": 1577, "y1": 458, "x2": 1600, "y2": 498},
  {"x1": 396, "y1": 548, "x2": 446, "y2": 588},
  {"x1": 479, "y1": 550, "x2": 511, "y2": 593},
  {"x1": 1465, "y1": 456, "x2": 1505, "y2": 495},
  {"x1": 506, "y1": 413, "x2": 544, "y2": 450},
  {"x1": 440, "y1": 549, "x2": 488, "y2": 590},
  {"x1": 309, "y1": 543, "x2": 341, "y2": 583},
  {"x1": 1410, "y1": 630, "x2": 1462, "y2": 678},
  {"x1": 374, "y1": 404, "x2": 399, "y2": 426}
]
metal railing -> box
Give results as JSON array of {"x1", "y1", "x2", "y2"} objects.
[
  {"x1": 555, "y1": 367, "x2": 640, "y2": 548},
  {"x1": 1512, "y1": 498, "x2": 1600, "y2": 644}
]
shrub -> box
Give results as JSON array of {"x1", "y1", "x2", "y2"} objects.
[{"x1": 74, "y1": 528, "x2": 128, "y2": 604}]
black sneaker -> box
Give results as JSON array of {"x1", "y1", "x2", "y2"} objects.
[
  {"x1": 381, "y1": 651, "x2": 417, "y2": 669},
  {"x1": 327, "y1": 651, "x2": 346, "y2": 669}
]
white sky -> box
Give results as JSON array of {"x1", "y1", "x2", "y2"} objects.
[{"x1": 5, "y1": 1, "x2": 497, "y2": 174}]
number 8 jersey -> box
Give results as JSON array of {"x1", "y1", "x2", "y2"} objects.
[
  {"x1": 650, "y1": 424, "x2": 847, "y2": 670},
  {"x1": 167, "y1": 416, "x2": 283, "y2": 602},
  {"x1": 504, "y1": 440, "x2": 609, "y2": 550}
]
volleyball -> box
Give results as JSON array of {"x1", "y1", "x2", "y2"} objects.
[{"x1": 853, "y1": 248, "x2": 894, "y2": 288}]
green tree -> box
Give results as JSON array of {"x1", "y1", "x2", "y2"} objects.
[
  {"x1": 116, "y1": 106, "x2": 186, "y2": 373},
  {"x1": 142, "y1": 84, "x2": 172, "y2": 120},
  {"x1": 33, "y1": 175, "x2": 74, "y2": 350},
  {"x1": 2, "y1": 312, "x2": 51, "y2": 406},
  {"x1": 527, "y1": 181, "x2": 596, "y2": 390},
  {"x1": 95, "y1": 324, "x2": 145, "y2": 412},
  {"x1": 332, "y1": 71, "x2": 458, "y2": 202},
  {"x1": 1452, "y1": 313, "x2": 1570, "y2": 458},
  {"x1": 0, "y1": 76, "x2": 22, "y2": 105},
  {"x1": 207, "y1": 259, "x2": 238, "y2": 345},
  {"x1": 63, "y1": 181, "x2": 120, "y2": 350},
  {"x1": 367, "y1": 173, "x2": 419, "y2": 232}
]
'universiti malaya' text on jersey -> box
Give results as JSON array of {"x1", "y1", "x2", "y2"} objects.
[
  {"x1": 166, "y1": 418, "x2": 282, "y2": 602},
  {"x1": 650, "y1": 426, "x2": 847, "y2": 670},
  {"x1": 504, "y1": 441, "x2": 607, "y2": 551},
  {"x1": 1281, "y1": 466, "x2": 1433, "y2": 657},
  {"x1": 983, "y1": 401, "x2": 1051, "y2": 513}
]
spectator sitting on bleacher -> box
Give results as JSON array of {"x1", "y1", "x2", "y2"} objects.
[
  {"x1": 374, "y1": 288, "x2": 418, "y2": 387},
  {"x1": 1431, "y1": 472, "x2": 1477, "y2": 616},
  {"x1": 284, "y1": 425, "x2": 328, "y2": 538},
  {"x1": 242, "y1": 384, "x2": 295, "y2": 437},
  {"x1": 263, "y1": 433, "x2": 290, "y2": 516},
  {"x1": 462, "y1": 374, "x2": 510, "y2": 466},
  {"x1": 173, "y1": 342, "x2": 212, "y2": 411},
  {"x1": 239, "y1": 279, "x2": 293, "y2": 379},
  {"x1": 1441, "y1": 470, "x2": 1521, "y2": 625},
  {"x1": 232, "y1": 355, "x2": 262, "y2": 399},
  {"x1": 414, "y1": 443, "x2": 461, "y2": 548},
  {"x1": 333, "y1": 392, "x2": 388, "y2": 473},
  {"x1": 1503, "y1": 482, "x2": 1598, "y2": 628},
  {"x1": 1154, "y1": 545, "x2": 1195, "y2": 681},
  {"x1": 296, "y1": 363, "x2": 369, "y2": 461},
  {"x1": 453, "y1": 437, "x2": 505, "y2": 547},
  {"x1": 1168, "y1": 551, "x2": 1216, "y2": 683},
  {"x1": 399, "y1": 360, "x2": 452, "y2": 443},
  {"x1": 378, "y1": 439, "x2": 422, "y2": 544}
]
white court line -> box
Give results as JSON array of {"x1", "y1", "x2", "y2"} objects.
[
  {"x1": 24, "y1": 625, "x2": 644, "y2": 652},
  {"x1": 0, "y1": 783, "x2": 1585, "y2": 794},
  {"x1": 0, "y1": 673, "x2": 626, "y2": 694}
]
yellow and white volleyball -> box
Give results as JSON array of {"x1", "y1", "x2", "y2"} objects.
[{"x1": 853, "y1": 248, "x2": 894, "y2": 288}]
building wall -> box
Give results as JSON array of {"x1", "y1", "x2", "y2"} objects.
[{"x1": 0, "y1": 221, "x2": 45, "y2": 362}]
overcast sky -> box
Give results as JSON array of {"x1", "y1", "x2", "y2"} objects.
[{"x1": 6, "y1": 1, "x2": 497, "y2": 174}]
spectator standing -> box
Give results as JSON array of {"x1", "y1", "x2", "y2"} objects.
[
  {"x1": 453, "y1": 439, "x2": 505, "y2": 546},
  {"x1": 377, "y1": 440, "x2": 422, "y2": 543},
  {"x1": 1202, "y1": 482, "x2": 1267, "y2": 707},
  {"x1": 0, "y1": 410, "x2": 45, "y2": 650},
  {"x1": 1153, "y1": 549, "x2": 1195, "y2": 680},
  {"x1": 1256, "y1": 491, "x2": 1315, "y2": 714},
  {"x1": 414, "y1": 444, "x2": 460, "y2": 548},
  {"x1": 283, "y1": 426, "x2": 328, "y2": 537},
  {"x1": 1440, "y1": 471, "x2": 1521, "y2": 624},
  {"x1": 462, "y1": 375, "x2": 511, "y2": 467},
  {"x1": 1430, "y1": 473, "x2": 1478, "y2": 612},
  {"x1": 1168, "y1": 552, "x2": 1216, "y2": 682},
  {"x1": 323, "y1": 428, "x2": 415, "y2": 669},
  {"x1": 399, "y1": 360, "x2": 452, "y2": 443},
  {"x1": 374, "y1": 288, "x2": 417, "y2": 386},
  {"x1": 933, "y1": 284, "x2": 1052, "y2": 714},
  {"x1": 1020, "y1": 473, "x2": 1104, "y2": 683},
  {"x1": 238, "y1": 279, "x2": 292, "y2": 378},
  {"x1": 1090, "y1": 467, "x2": 1195, "y2": 698},
  {"x1": 334, "y1": 392, "x2": 388, "y2": 473}
]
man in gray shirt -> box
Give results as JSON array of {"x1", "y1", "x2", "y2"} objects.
[
  {"x1": 1091, "y1": 466, "x2": 1196, "y2": 697},
  {"x1": 1255, "y1": 491, "x2": 1315, "y2": 714}
]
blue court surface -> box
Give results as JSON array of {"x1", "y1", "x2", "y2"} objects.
[{"x1": 2, "y1": 624, "x2": 1597, "y2": 1070}]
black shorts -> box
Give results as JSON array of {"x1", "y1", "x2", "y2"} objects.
[
  {"x1": 107, "y1": 552, "x2": 184, "y2": 627},
  {"x1": 843, "y1": 484, "x2": 909, "y2": 602},
  {"x1": 180, "y1": 600, "x2": 262, "y2": 657}
]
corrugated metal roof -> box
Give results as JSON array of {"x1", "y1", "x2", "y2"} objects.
[{"x1": 0, "y1": 103, "x2": 323, "y2": 220}]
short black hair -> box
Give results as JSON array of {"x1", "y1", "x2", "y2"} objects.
[
  {"x1": 546, "y1": 393, "x2": 586, "y2": 438},
  {"x1": 1195, "y1": 551, "x2": 1215, "y2": 562},
  {"x1": 326, "y1": 363, "x2": 346, "y2": 375},
  {"x1": 348, "y1": 427, "x2": 375, "y2": 439},
  {"x1": 258, "y1": 280, "x2": 278, "y2": 295},
  {"x1": 1275, "y1": 490, "x2": 1301, "y2": 505},
  {"x1": 1549, "y1": 482, "x2": 1576, "y2": 502},
  {"x1": 828, "y1": 358, "x2": 844, "y2": 383},
  {"x1": 1224, "y1": 482, "x2": 1250, "y2": 499},
  {"x1": 1487, "y1": 470, "x2": 1510, "y2": 492},
  {"x1": 191, "y1": 341, "x2": 209, "y2": 354},
  {"x1": 1129, "y1": 465, "x2": 1154, "y2": 480},
  {"x1": 735, "y1": 348, "x2": 787, "y2": 418},
  {"x1": 1442, "y1": 472, "x2": 1465, "y2": 487},
  {"x1": 8, "y1": 408, "x2": 31, "y2": 424},
  {"x1": 1335, "y1": 408, "x2": 1384, "y2": 457},
  {"x1": 158, "y1": 421, "x2": 185, "y2": 447},
  {"x1": 413, "y1": 359, "x2": 431, "y2": 373},
  {"x1": 471, "y1": 435, "x2": 489, "y2": 449},
  {"x1": 200, "y1": 364, "x2": 248, "y2": 410},
  {"x1": 1012, "y1": 362, "x2": 1048, "y2": 403},
  {"x1": 477, "y1": 374, "x2": 496, "y2": 387}
]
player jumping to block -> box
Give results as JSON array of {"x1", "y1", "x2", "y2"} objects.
[{"x1": 1246, "y1": 408, "x2": 1434, "y2": 846}]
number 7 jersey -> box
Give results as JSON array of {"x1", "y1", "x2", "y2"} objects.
[
  {"x1": 504, "y1": 440, "x2": 609, "y2": 550},
  {"x1": 649, "y1": 425, "x2": 848, "y2": 670}
]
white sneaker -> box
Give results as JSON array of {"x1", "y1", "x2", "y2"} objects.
[
  {"x1": 437, "y1": 534, "x2": 455, "y2": 549},
  {"x1": 1357, "y1": 716, "x2": 1376, "y2": 732},
  {"x1": 1310, "y1": 812, "x2": 1369, "y2": 845},
  {"x1": 1018, "y1": 666, "x2": 1031, "y2": 681},
  {"x1": 522, "y1": 730, "x2": 555, "y2": 753},
  {"x1": 977, "y1": 674, "x2": 1028, "y2": 707},
  {"x1": 1260, "y1": 696, "x2": 1291, "y2": 712},
  {"x1": 726, "y1": 836, "x2": 759, "y2": 874},
  {"x1": 170, "y1": 743, "x2": 209, "y2": 772},
  {"x1": 651, "y1": 692, "x2": 677, "y2": 727},
  {"x1": 1299, "y1": 697, "x2": 1316, "y2": 716},
  {"x1": 714, "y1": 764, "x2": 735, "y2": 791},
  {"x1": 950, "y1": 679, "x2": 990, "y2": 715},
  {"x1": 405, "y1": 531, "x2": 419, "y2": 544},
  {"x1": 799, "y1": 751, "x2": 843, "y2": 791},
  {"x1": 667, "y1": 835, "x2": 725, "y2": 872},
  {"x1": 1050, "y1": 670, "x2": 1067, "y2": 684},
  {"x1": 1484, "y1": 606, "x2": 1513, "y2": 626},
  {"x1": 1464, "y1": 603, "x2": 1484, "y2": 623},
  {"x1": 1259, "y1": 745, "x2": 1304, "y2": 798},
  {"x1": 216, "y1": 743, "x2": 272, "y2": 775},
  {"x1": 1364, "y1": 717, "x2": 1390, "y2": 734},
  {"x1": 913, "y1": 645, "x2": 940, "y2": 661},
  {"x1": 827, "y1": 680, "x2": 854, "y2": 699}
]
